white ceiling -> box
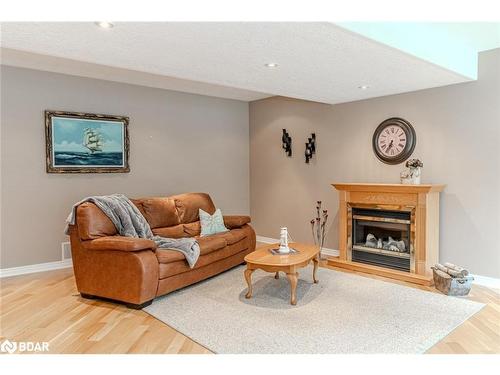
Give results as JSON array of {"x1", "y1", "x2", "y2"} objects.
[{"x1": 0, "y1": 22, "x2": 490, "y2": 103}]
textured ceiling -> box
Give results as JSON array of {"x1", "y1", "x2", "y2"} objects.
[{"x1": 0, "y1": 22, "x2": 478, "y2": 103}]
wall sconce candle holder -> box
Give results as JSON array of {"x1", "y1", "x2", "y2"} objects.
[
  {"x1": 282, "y1": 129, "x2": 292, "y2": 156},
  {"x1": 305, "y1": 133, "x2": 316, "y2": 163}
]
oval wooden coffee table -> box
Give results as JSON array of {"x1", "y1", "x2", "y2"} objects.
[{"x1": 244, "y1": 242, "x2": 319, "y2": 305}]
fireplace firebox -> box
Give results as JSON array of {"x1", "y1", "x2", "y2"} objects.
[{"x1": 351, "y1": 207, "x2": 412, "y2": 271}]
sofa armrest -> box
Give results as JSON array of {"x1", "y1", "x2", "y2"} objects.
[
  {"x1": 223, "y1": 215, "x2": 251, "y2": 229},
  {"x1": 82, "y1": 236, "x2": 157, "y2": 252}
]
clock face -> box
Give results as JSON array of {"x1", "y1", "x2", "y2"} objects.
[
  {"x1": 377, "y1": 125, "x2": 407, "y2": 158},
  {"x1": 372, "y1": 118, "x2": 416, "y2": 164}
]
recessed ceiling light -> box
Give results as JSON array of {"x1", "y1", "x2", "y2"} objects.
[
  {"x1": 95, "y1": 22, "x2": 114, "y2": 29},
  {"x1": 265, "y1": 63, "x2": 278, "y2": 68},
  {"x1": 358, "y1": 85, "x2": 370, "y2": 90}
]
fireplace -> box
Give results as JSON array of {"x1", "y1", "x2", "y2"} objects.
[
  {"x1": 350, "y1": 207, "x2": 413, "y2": 272},
  {"x1": 330, "y1": 183, "x2": 445, "y2": 286}
]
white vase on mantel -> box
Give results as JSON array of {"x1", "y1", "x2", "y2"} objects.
[{"x1": 401, "y1": 166, "x2": 421, "y2": 185}]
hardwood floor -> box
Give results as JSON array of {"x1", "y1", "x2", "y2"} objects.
[
  {"x1": 0, "y1": 269, "x2": 210, "y2": 354},
  {"x1": 1, "y1": 262, "x2": 499, "y2": 354}
]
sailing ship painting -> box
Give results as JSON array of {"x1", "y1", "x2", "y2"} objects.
[
  {"x1": 45, "y1": 111, "x2": 129, "y2": 173},
  {"x1": 83, "y1": 128, "x2": 103, "y2": 154}
]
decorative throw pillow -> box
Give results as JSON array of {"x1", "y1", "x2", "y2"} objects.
[{"x1": 199, "y1": 208, "x2": 229, "y2": 236}]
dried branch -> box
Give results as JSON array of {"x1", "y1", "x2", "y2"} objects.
[
  {"x1": 310, "y1": 201, "x2": 329, "y2": 255},
  {"x1": 310, "y1": 219, "x2": 316, "y2": 245}
]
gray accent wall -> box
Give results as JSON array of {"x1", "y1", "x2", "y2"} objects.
[
  {"x1": 250, "y1": 49, "x2": 500, "y2": 278},
  {"x1": 1, "y1": 66, "x2": 250, "y2": 269}
]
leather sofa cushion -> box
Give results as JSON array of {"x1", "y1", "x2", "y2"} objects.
[
  {"x1": 172, "y1": 192, "x2": 216, "y2": 224},
  {"x1": 183, "y1": 221, "x2": 201, "y2": 237},
  {"x1": 155, "y1": 234, "x2": 227, "y2": 265},
  {"x1": 196, "y1": 235, "x2": 227, "y2": 255},
  {"x1": 223, "y1": 215, "x2": 251, "y2": 229},
  {"x1": 132, "y1": 197, "x2": 180, "y2": 229},
  {"x1": 151, "y1": 221, "x2": 203, "y2": 239},
  {"x1": 77, "y1": 202, "x2": 117, "y2": 240},
  {"x1": 152, "y1": 224, "x2": 186, "y2": 238},
  {"x1": 159, "y1": 242, "x2": 248, "y2": 279},
  {"x1": 218, "y1": 228, "x2": 247, "y2": 245}
]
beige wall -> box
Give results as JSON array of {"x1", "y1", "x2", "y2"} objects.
[
  {"x1": 1, "y1": 66, "x2": 249, "y2": 269},
  {"x1": 250, "y1": 49, "x2": 500, "y2": 278}
]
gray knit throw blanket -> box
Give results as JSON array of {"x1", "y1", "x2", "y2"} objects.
[{"x1": 65, "y1": 194, "x2": 200, "y2": 268}]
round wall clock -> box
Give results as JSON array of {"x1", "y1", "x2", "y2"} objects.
[{"x1": 372, "y1": 117, "x2": 416, "y2": 164}]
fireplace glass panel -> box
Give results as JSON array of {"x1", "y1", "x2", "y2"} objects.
[{"x1": 351, "y1": 207, "x2": 411, "y2": 271}]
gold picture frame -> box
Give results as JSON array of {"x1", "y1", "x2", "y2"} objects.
[{"x1": 45, "y1": 110, "x2": 130, "y2": 173}]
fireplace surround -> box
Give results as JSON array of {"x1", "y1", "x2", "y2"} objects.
[{"x1": 330, "y1": 183, "x2": 445, "y2": 286}]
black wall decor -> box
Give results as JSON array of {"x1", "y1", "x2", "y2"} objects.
[
  {"x1": 305, "y1": 133, "x2": 316, "y2": 163},
  {"x1": 282, "y1": 129, "x2": 292, "y2": 156}
]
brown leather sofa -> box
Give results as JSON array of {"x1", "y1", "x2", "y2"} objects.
[{"x1": 68, "y1": 192, "x2": 256, "y2": 309}]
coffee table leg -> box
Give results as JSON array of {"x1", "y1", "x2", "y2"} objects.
[
  {"x1": 286, "y1": 272, "x2": 298, "y2": 305},
  {"x1": 274, "y1": 272, "x2": 280, "y2": 279},
  {"x1": 312, "y1": 256, "x2": 319, "y2": 284},
  {"x1": 244, "y1": 268, "x2": 254, "y2": 299}
]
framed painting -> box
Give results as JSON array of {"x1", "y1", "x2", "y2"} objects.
[{"x1": 45, "y1": 110, "x2": 130, "y2": 173}]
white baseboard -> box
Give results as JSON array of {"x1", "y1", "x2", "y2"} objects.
[
  {"x1": 319, "y1": 248, "x2": 340, "y2": 257},
  {"x1": 256, "y1": 235, "x2": 279, "y2": 244},
  {"x1": 0, "y1": 259, "x2": 73, "y2": 278},
  {"x1": 256, "y1": 235, "x2": 340, "y2": 257},
  {"x1": 470, "y1": 274, "x2": 500, "y2": 290}
]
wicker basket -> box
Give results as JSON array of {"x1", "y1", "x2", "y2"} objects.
[{"x1": 431, "y1": 267, "x2": 474, "y2": 296}]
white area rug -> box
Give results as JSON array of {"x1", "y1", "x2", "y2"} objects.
[{"x1": 144, "y1": 266, "x2": 484, "y2": 353}]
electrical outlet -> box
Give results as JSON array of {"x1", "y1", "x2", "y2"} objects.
[{"x1": 61, "y1": 242, "x2": 72, "y2": 260}]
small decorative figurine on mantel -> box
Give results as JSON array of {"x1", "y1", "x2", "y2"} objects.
[{"x1": 400, "y1": 158, "x2": 423, "y2": 184}]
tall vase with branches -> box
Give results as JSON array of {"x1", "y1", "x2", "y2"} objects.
[{"x1": 310, "y1": 201, "x2": 328, "y2": 259}]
